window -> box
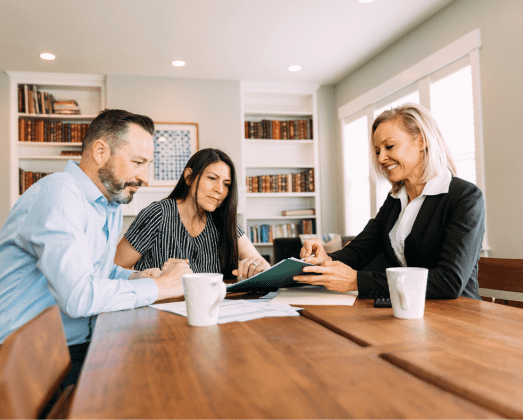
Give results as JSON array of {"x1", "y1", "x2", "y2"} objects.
[
  {"x1": 430, "y1": 60, "x2": 476, "y2": 184},
  {"x1": 342, "y1": 113, "x2": 371, "y2": 235},
  {"x1": 338, "y1": 30, "x2": 487, "y2": 248}
]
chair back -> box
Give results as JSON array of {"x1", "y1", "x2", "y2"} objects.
[
  {"x1": 0, "y1": 305, "x2": 71, "y2": 419},
  {"x1": 478, "y1": 257, "x2": 523, "y2": 307}
]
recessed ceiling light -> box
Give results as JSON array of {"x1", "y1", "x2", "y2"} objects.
[
  {"x1": 40, "y1": 53, "x2": 55, "y2": 60},
  {"x1": 358, "y1": 0, "x2": 375, "y2": 3},
  {"x1": 171, "y1": 60, "x2": 186, "y2": 67},
  {"x1": 288, "y1": 65, "x2": 301, "y2": 72}
]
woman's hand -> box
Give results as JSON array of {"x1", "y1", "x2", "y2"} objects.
[
  {"x1": 300, "y1": 239, "x2": 331, "y2": 265},
  {"x1": 162, "y1": 258, "x2": 190, "y2": 271},
  {"x1": 232, "y1": 256, "x2": 270, "y2": 280},
  {"x1": 293, "y1": 260, "x2": 358, "y2": 293}
]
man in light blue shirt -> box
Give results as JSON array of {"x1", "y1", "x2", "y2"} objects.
[{"x1": 0, "y1": 109, "x2": 192, "y2": 383}]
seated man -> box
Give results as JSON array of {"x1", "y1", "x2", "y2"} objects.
[{"x1": 0, "y1": 109, "x2": 192, "y2": 384}]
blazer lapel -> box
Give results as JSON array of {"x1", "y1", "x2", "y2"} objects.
[
  {"x1": 384, "y1": 197, "x2": 402, "y2": 260},
  {"x1": 405, "y1": 194, "x2": 442, "y2": 250}
]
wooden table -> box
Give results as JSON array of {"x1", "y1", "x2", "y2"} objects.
[{"x1": 68, "y1": 297, "x2": 523, "y2": 418}]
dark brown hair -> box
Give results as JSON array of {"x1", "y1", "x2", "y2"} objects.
[
  {"x1": 165, "y1": 148, "x2": 239, "y2": 279},
  {"x1": 82, "y1": 109, "x2": 154, "y2": 153}
]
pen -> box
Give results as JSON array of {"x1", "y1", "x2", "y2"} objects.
[{"x1": 300, "y1": 254, "x2": 316, "y2": 261}]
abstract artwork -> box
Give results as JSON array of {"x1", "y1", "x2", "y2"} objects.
[{"x1": 148, "y1": 122, "x2": 199, "y2": 186}]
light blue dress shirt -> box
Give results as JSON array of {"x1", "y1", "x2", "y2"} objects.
[{"x1": 0, "y1": 161, "x2": 158, "y2": 345}]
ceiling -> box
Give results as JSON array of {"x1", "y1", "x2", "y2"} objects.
[{"x1": 0, "y1": 0, "x2": 456, "y2": 85}]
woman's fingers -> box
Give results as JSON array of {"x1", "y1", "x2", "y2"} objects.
[
  {"x1": 162, "y1": 258, "x2": 189, "y2": 270},
  {"x1": 237, "y1": 257, "x2": 268, "y2": 279},
  {"x1": 293, "y1": 261, "x2": 357, "y2": 293},
  {"x1": 300, "y1": 239, "x2": 320, "y2": 259}
]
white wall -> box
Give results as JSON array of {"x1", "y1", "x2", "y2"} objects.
[
  {"x1": 0, "y1": 73, "x2": 11, "y2": 225},
  {"x1": 105, "y1": 75, "x2": 242, "y2": 237},
  {"x1": 317, "y1": 84, "x2": 342, "y2": 234},
  {"x1": 333, "y1": 0, "x2": 523, "y2": 258}
]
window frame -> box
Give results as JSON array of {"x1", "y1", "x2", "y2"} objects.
[{"x1": 338, "y1": 29, "x2": 488, "y2": 252}]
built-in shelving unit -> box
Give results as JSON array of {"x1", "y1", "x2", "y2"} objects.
[
  {"x1": 7, "y1": 71, "x2": 106, "y2": 208},
  {"x1": 239, "y1": 82, "x2": 321, "y2": 262}
]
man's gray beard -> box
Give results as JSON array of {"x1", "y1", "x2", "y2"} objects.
[{"x1": 98, "y1": 161, "x2": 141, "y2": 204}]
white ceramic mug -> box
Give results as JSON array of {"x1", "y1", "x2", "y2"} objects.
[
  {"x1": 182, "y1": 273, "x2": 227, "y2": 327},
  {"x1": 386, "y1": 267, "x2": 428, "y2": 319}
]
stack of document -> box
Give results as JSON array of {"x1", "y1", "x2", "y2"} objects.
[
  {"x1": 270, "y1": 286, "x2": 358, "y2": 306},
  {"x1": 151, "y1": 297, "x2": 302, "y2": 324}
]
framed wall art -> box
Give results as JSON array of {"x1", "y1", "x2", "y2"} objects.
[{"x1": 148, "y1": 122, "x2": 199, "y2": 186}]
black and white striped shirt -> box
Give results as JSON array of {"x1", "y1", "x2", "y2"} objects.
[{"x1": 125, "y1": 199, "x2": 244, "y2": 273}]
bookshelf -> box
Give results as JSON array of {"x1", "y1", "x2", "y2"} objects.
[
  {"x1": 240, "y1": 82, "x2": 321, "y2": 262},
  {"x1": 7, "y1": 71, "x2": 106, "y2": 209}
]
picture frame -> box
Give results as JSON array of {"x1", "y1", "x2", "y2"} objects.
[{"x1": 148, "y1": 122, "x2": 199, "y2": 186}]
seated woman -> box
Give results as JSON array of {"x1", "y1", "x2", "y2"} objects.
[
  {"x1": 114, "y1": 148, "x2": 270, "y2": 280},
  {"x1": 296, "y1": 103, "x2": 485, "y2": 299}
]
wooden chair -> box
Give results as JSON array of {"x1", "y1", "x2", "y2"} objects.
[
  {"x1": 0, "y1": 305, "x2": 73, "y2": 419},
  {"x1": 478, "y1": 257, "x2": 523, "y2": 307}
]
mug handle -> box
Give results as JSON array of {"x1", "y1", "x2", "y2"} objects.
[
  {"x1": 209, "y1": 280, "x2": 227, "y2": 316},
  {"x1": 396, "y1": 276, "x2": 410, "y2": 310}
]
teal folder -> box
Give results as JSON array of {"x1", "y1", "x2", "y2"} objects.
[{"x1": 227, "y1": 257, "x2": 318, "y2": 293}]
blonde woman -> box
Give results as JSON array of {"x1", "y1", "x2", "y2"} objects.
[{"x1": 296, "y1": 103, "x2": 485, "y2": 299}]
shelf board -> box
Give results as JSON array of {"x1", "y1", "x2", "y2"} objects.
[
  {"x1": 244, "y1": 111, "x2": 312, "y2": 117},
  {"x1": 246, "y1": 216, "x2": 316, "y2": 220},
  {"x1": 20, "y1": 156, "x2": 81, "y2": 161},
  {"x1": 243, "y1": 139, "x2": 313, "y2": 144},
  {"x1": 19, "y1": 142, "x2": 82, "y2": 147},
  {"x1": 18, "y1": 113, "x2": 96, "y2": 120},
  {"x1": 246, "y1": 192, "x2": 316, "y2": 197},
  {"x1": 246, "y1": 165, "x2": 314, "y2": 169}
]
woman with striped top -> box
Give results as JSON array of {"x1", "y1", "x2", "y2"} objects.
[{"x1": 114, "y1": 148, "x2": 270, "y2": 280}]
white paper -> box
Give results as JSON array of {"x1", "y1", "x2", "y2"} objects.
[
  {"x1": 269, "y1": 286, "x2": 358, "y2": 306},
  {"x1": 151, "y1": 298, "x2": 303, "y2": 324}
]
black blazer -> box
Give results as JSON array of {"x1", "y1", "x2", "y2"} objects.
[{"x1": 329, "y1": 177, "x2": 485, "y2": 300}]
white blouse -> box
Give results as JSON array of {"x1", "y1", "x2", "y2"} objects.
[{"x1": 389, "y1": 170, "x2": 452, "y2": 266}]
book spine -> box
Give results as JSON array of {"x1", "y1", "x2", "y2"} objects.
[
  {"x1": 18, "y1": 86, "x2": 24, "y2": 113},
  {"x1": 273, "y1": 120, "x2": 281, "y2": 140},
  {"x1": 19, "y1": 168, "x2": 23, "y2": 195},
  {"x1": 33, "y1": 85, "x2": 40, "y2": 114}
]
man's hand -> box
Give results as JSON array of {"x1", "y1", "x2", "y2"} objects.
[
  {"x1": 129, "y1": 268, "x2": 163, "y2": 280},
  {"x1": 154, "y1": 259, "x2": 193, "y2": 301}
]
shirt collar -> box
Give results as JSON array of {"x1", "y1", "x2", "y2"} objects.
[
  {"x1": 421, "y1": 168, "x2": 452, "y2": 196},
  {"x1": 64, "y1": 160, "x2": 120, "y2": 211},
  {"x1": 391, "y1": 169, "x2": 452, "y2": 202}
]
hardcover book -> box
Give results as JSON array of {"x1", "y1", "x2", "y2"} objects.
[{"x1": 226, "y1": 257, "x2": 318, "y2": 293}]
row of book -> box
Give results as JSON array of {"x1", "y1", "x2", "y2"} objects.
[
  {"x1": 18, "y1": 84, "x2": 81, "y2": 115},
  {"x1": 246, "y1": 169, "x2": 314, "y2": 193},
  {"x1": 245, "y1": 119, "x2": 312, "y2": 140},
  {"x1": 19, "y1": 169, "x2": 52, "y2": 194},
  {"x1": 249, "y1": 220, "x2": 316, "y2": 244},
  {"x1": 19, "y1": 118, "x2": 89, "y2": 143}
]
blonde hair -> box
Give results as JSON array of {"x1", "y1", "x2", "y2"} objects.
[{"x1": 371, "y1": 102, "x2": 457, "y2": 194}]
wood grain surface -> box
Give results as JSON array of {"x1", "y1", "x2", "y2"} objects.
[
  {"x1": 302, "y1": 297, "x2": 523, "y2": 418},
  {"x1": 69, "y1": 303, "x2": 500, "y2": 419}
]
